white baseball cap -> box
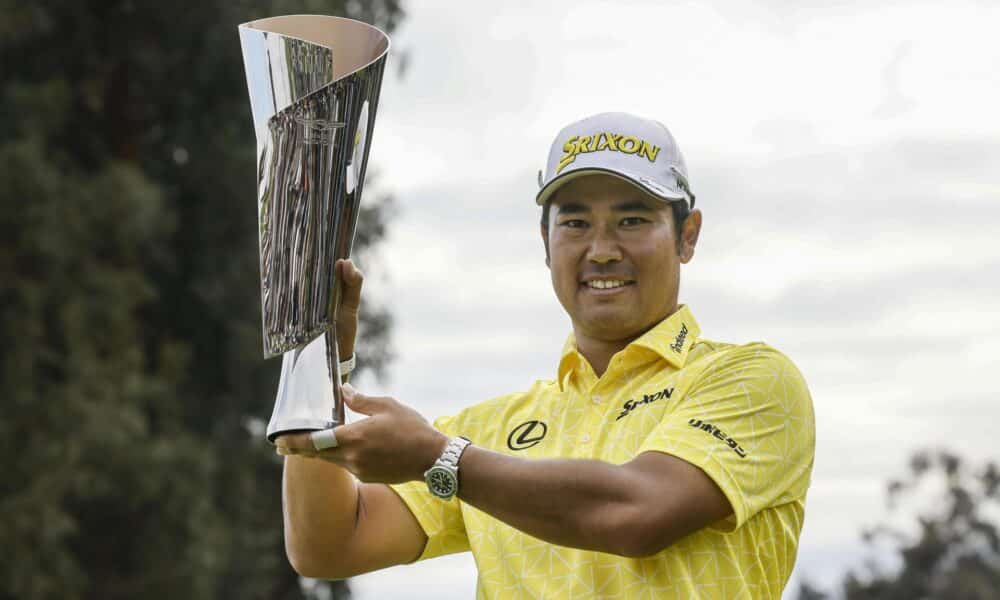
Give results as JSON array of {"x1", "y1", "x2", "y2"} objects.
[{"x1": 535, "y1": 112, "x2": 695, "y2": 208}]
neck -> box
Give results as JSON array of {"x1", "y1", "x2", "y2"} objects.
[
  {"x1": 573, "y1": 305, "x2": 681, "y2": 377},
  {"x1": 574, "y1": 335, "x2": 630, "y2": 378}
]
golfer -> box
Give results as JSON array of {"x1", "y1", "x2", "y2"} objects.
[{"x1": 276, "y1": 112, "x2": 816, "y2": 599}]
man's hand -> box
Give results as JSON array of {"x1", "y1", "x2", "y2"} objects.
[
  {"x1": 334, "y1": 258, "x2": 363, "y2": 360},
  {"x1": 275, "y1": 385, "x2": 449, "y2": 484}
]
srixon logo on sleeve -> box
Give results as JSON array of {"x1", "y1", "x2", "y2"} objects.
[{"x1": 688, "y1": 419, "x2": 748, "y2": 458}]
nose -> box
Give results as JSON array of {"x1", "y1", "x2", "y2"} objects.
[{"x1": 586, "y1": 225, "x2": 623, "y2": 264}]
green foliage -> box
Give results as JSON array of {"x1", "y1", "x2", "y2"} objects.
[
  {"x1": 0, "y1": 1, "x2": 403, "y2": 598},
  {"x1": 796, "y1": 449, "x2": 1000, "y2": 600}
]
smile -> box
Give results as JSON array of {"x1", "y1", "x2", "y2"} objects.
[{"x1": 581, "y1": 279, "x2": 634, "y2": 291}]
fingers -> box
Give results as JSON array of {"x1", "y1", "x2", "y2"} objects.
[
  {"x1": 341, "y1": 258, "x2": 364, "y2": 287},
  {"x1": 337, "y1": 259, "x2": 364, "y2": 312},
  {"x1": 334, "y1": 260, "x2": 363, "y2": 356},
  {"x1": 274, "y1": 427, "x2": 344, "y2": 455},
  {"x1": 275, "y1": 445, "x2": 316, "y2": 457},
  {"x1": 274, "y1": 429, "x2": 351, "y2": 469},
  {"x1": 341, "y1": 383, "x2": 393, "y2": 416},
  {"x1": 273, "y1": 431, "x2": 319, "y2": 456}
]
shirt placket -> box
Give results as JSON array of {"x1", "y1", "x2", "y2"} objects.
[
  {"x1": 562, "y1": 360, "x2": 596, "y2": 459},
  {"x1": 578, "y1": 392, "x2": 603, "y2": 458},
  {"x1": 579, "y1": 354, "x2": 627, "y2": 458}
]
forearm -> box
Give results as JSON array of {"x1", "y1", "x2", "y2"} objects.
[
  {"x1": 282, "y1": 455, "x2": 359, "y2": 575},
  {"x1": 457, "y1": 446, "x2": 648, "y2": 556}
]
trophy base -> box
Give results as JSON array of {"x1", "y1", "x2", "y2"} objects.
[
  {"x1": 266, "y1": 420, "x2": 338, "y2": 443},
  {"x1": 265, "y1": 332, "x2": 344, "y2": 444}
]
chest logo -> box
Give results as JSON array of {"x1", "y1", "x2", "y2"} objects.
[
  {"x1": 507, "y1": 420, "x2": 548, "y2": 451},
  {"x1": 616, "y1": 387, "x2": 675, "y2": 421}
]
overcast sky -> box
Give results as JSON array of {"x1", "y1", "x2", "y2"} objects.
[{"x1": 336, "y1": 1, "x2": 1000, "y2": 597}]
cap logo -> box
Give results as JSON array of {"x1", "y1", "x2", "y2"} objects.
[{"x1": 556, "y1": 132, "x2": 660, "y2": 174}]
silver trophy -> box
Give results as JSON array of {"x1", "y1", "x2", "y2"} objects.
[{"x1": 238, "y1": 15, "x2": 389, "y2": 441}]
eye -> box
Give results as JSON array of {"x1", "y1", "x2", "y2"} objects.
[
  {"x1": 558, "y1": 219, "x2": 588, "y2": 229},
  {"x1": 621, "y1": 216, "x2": 649, "y2": 226}
]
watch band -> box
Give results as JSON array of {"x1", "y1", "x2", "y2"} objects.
[
  {"x1": 424, "y1": 436, "x2": 472, "y2": 500},
  {"x1": 437, "y1": 436, "x2": 471, "y2": 469}
]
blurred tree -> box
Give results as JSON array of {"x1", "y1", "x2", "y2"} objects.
[
  {"x1": 795, "y1": 580, "x2": 829, "y2": 600},
  {"x1": 795, "y1": 449, "x2": 1000, "y2": 600},
  {"x1": 0, "y1": 1, "x2": 403, "y2": 599}
]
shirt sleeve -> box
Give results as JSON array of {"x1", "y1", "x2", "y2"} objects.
[
  {"x1": 389, "y1": 415, "x2": 470, "y2": 561},
  {"x1": 638, "y1": 342, "x2": 816, "y2": 531}
]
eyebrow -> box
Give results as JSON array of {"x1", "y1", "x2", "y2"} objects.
[
  {"x1": 613, "y1": 201, "x2": 657, "y2": 213},
  {"x1": 555, "y1": 200, "x2": 658, "y2": 215}
]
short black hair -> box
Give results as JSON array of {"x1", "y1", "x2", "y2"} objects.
[{"x1": 540, "y1": 197, "x2": 690, "y2": 242}]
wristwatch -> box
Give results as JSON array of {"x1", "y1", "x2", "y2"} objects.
[{"x1": 424, "y1": 436, "x2": 472, "y2": 500}]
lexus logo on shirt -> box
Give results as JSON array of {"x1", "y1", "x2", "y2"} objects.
[{"x1": 507, "y1": 420, "x2": 548, "y2": 450}]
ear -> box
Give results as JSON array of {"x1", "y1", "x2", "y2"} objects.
[
  {"x1": 540, "y1": 224, "x2": 551, "y2": 267},
  {"x1": 678, "y1": 209, "x2": 702, "y2": 264}
]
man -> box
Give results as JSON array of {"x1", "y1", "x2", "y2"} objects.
[{"x1": 276, "y1": 112, "x2": 816, "y2": 599}]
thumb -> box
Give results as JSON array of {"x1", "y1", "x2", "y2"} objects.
[
  {"x1": 337, "y1": 259, "x2": 364, "y2": 313},
  {"x1": 341, "y1": 383, "x2": 389, "y2": 416}
]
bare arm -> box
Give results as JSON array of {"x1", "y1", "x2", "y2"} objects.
[
  {"x1": 457, "y1": 447, "x2": 731, "y2": 557},
  {"x1": 276, "y1": 259, "x2": 429, "y2": 579},
  {"x1": 280, "y1": 456, "x2": 426, "y2": 579},
  {"x1": 280, "y1": 389, "x2": 733, "y2": 572}
]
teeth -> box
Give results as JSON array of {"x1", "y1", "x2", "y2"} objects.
[{"x1": 587, "y1": 280, "x2": 627, "y2": 289}]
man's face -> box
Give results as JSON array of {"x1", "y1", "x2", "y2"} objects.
[{"x1": 542, "y1": 175, "x2": 699, "y2": 344}]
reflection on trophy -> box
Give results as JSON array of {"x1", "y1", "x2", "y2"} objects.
[{"x1": 238, "y1": 15, "x2": 390, "y2": 441}]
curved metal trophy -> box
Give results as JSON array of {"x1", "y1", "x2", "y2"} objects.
[{"x1": 238, "y1": 15, "x2": 389, "y2": 442}]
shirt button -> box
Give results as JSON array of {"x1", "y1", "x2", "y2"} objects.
[
  {"x1": 591, "y1": 394, "x2": 603, "y2": 404},
  {"x1": 581, "y1": 434, "x2": 591, "y2": 443}
]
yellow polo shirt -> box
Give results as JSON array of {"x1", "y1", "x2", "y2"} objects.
[{"x1": 391, "y1": 305, "x2": 815, "y2": 599}]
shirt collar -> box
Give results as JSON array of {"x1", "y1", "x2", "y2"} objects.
[{"x1": 557, "y1": 305, "x2": 701, "y2": 389}]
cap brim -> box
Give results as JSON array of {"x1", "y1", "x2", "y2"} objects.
[{"x1": 535, "y1": 167, "x2": 687, "y2": 206}]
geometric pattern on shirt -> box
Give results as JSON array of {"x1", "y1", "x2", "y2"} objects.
[{"x1": 391, "y1": 305, "x2": 816, "y2": 599}]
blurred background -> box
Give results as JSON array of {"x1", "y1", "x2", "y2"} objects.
[{"x1": 1, "y1": 1, "x2": 997, "y2": 599}]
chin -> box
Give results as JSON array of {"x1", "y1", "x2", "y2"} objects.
[{"x1": 579, "y1": 314, "x2": 644, "y2": 341}]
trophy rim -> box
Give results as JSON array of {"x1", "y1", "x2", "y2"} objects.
[{"x1": 238, "y1": 14, "x2": 390, "y2": 80}]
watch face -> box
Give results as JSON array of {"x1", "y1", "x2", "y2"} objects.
[{"x1": 426, "y1": 466, "x2": 457, "y2": 499}]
